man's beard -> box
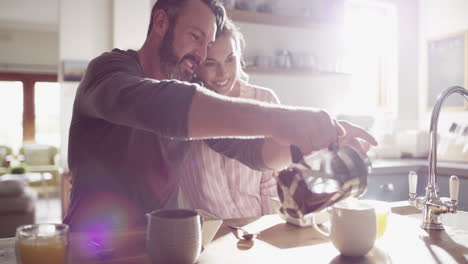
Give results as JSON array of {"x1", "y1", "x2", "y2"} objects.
[{"x1": 159, "y1": 28, "x2": 200, "y2": 82}]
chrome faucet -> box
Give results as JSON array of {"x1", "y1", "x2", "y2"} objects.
[{"x1": 408, "y1": 86, "x2": 468, "y2": 230}]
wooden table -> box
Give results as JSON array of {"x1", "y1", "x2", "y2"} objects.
[{"x1": 1, "y1": 213, "x2": 468, "y2": 263}]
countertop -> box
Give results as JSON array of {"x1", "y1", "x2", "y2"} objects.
[
  {"x1": 371, "y1": 158, "x2": 468, "y2": 178},
  {"x1": 1, "y1": 204, "x2": 468, "y2": 263}
]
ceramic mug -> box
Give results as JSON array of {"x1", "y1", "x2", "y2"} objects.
[
  {"x1": 146, "y1": 209, "x2": 202, "y2": 264},
  {"x1": 314, "y1": 200, "x2": 377, "y2": 257}
]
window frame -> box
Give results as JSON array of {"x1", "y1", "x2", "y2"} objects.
[{"x1": 0, "y1": 72, "x2": 58, "y2": 142}]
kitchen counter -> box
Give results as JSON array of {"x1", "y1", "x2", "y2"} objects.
[
  {"x1": 371, "y1": 158, "x2": 468, "y2": 178},
  {"x1": 1, "y1": 205, "x2": 468, "y2": 263}
]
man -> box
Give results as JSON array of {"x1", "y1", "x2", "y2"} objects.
[{"x1": 64, "y1": 0, "x2": 377, "y2": 231}]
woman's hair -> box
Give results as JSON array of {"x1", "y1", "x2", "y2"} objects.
[{"x1": 218, "y1": 18, "x2": 249, "y2": 82}]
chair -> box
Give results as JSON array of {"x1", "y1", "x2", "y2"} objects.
[
  {"x1": 19, "y1": 144, "x2": 61, "y2": 197},
  {"x1": 0, "y1": 180, "x2": 37, "y2": 238},
  {"x1": 0, "y1": 145, "x2": 13, "y2": 176}
]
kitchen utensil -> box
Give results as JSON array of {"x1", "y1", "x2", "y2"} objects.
[
  {"x1": 228, "y1": 224, "x2": 259, "y2": 240},
  {"x1": 15, "y1": 224, "x2": 69, "y2": 264},
  {"x1": 146, "y1": 209, "x2": 202, "y2": 264},
  {"x1": 276, "y1": 144, "x2": 371, "y2": 220},
  {"x1": 274, "y1": 50, "x2": 292, "y2": 69}
]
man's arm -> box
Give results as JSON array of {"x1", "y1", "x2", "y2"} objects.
[
  {"x1": 76, "y1": 52, "x2": 196, "y2": 139},
  {"x1": 203, "y1": 86, "x2": 291, "y2": 171}
]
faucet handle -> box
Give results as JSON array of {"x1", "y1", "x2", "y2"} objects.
[
  {"x1": 409, "y1": 171, "x2": 418, "y2": 194},
  {"x1": 450, "y1": 175, "x2": 459, "y2": 202}
]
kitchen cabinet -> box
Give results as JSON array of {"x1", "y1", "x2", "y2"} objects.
[
  {"x1": 431, "y1": 175, "x2": 468, "y2": 211},
  {"x1": 361, "y1": 173, "x2": 410, "y2": 202},
  {"x1": 362, "y1": 172, "x2": 468, "y2": 210},
  {"x1": 366, "y1": 159, "x2": 468, "y2": 210},
  {"x1": 414, "y1": 172, "x2": 468, "y2": 211}
]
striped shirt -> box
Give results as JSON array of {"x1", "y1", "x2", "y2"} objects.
[{"x1": 177, "y1": 82, "x2": 280, "y2": 219}]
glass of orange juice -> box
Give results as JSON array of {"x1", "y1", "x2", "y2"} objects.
[
  {"x1": 376, "y1": 204, "x2": 390, "y2": 238},
  {"x1": 365, "y1": 200, "x2": 390, "y2": 238},
  {"x1": 15, "y1": 224, "x2": 69, "y2": 264}
]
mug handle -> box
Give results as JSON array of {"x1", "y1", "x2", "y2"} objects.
[{"x1": 312, "y1": 209, "x2": 331, "y2": 238}]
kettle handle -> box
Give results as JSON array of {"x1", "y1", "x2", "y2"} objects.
[{"x1": 290, "y1": 145, "x2": 303, "y2": 164}]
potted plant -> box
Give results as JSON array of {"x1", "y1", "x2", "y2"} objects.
[{"x1": 8, "y1": 163, "x2": 27, "y2": 175}]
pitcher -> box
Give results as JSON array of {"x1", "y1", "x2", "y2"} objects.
[{"x1": 276, "y1": 144, "x2": 371, "y2": 219}]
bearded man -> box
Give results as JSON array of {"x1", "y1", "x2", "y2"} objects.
[{"x1": 65, "y1": 0, "x2": 376, "y2": 232}]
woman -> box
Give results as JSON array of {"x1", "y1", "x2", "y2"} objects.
[{"x1": 177, "y1": 19, "x2": 281, "y2": 219}]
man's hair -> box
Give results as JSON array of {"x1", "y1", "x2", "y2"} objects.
[{"x1": 147, "y1": 0, "x2": 226, "y2": 36}]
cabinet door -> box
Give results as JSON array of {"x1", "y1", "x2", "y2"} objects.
[{"x1": 361, "y1": 174, "x2": 410, "y2": 202}]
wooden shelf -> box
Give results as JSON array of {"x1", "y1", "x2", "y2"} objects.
[
  {"x1": 226, "y1": 9, "x2": 335, "y2": 29},
  {"x1": 245, "y1": 67, "x2": 351, "y2": 76}
]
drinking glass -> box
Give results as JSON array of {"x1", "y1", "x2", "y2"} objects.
[
  {"x1": 373, "y1": 201, "x2": 391, "y2": 238},
  {"x1": 15, "y1": 223, "x2": 69, "y2": 264}
]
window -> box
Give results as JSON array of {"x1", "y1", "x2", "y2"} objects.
[
  {"x1": 0, "y1": 73, "x2": 58, "y2": 152},
  {"x1": 341, "y1": 0, "x2": 398, "y2": 115},
  {"x1": 0, "y1": 81, "x2": 24, "y2": 151},
  {"x1": 35, "y1": 82, "x2": 61, "y2": 147}
]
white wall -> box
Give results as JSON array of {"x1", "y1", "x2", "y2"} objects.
[
  {"x1": 394, "y1": 0, "x2": 419, "y2": 131},
  {"x1": 113, "y1": 0, "x2": 152, "y2": 50},
  {"x1": 58, "y1": 0, "x2": 154, "y2": 168},
  {"x1": 58, "y1": 0, "x2": 113, "y2": 168},
  {"x1": 0, "y1": 0, "x2": 58, "y2": 28},
  {"x1": 0, "y1": 0, "x2": 58, "y2": 73},
  {"x1": 59, "y1": 0, "x2": 113, "y2": 61},
  {"x1": 0, "y1": 30, "x2": 58, "y2": 73},
  {"x1": 418, "y1": 0, "x2": 468, "y2": 132}
]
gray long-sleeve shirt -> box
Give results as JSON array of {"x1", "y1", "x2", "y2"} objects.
[{"x1": 64, "y1": 49, "x2": 267, "y2": 231}]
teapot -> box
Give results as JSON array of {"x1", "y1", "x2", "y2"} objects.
[{"x1": 275, "y1": 144, "x2": 371, "y2": 219}]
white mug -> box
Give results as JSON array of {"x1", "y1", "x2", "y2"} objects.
[
  {"x1": 146, "y1": 209, "x2": 202, "y2": 264},
  {"x1": 314, "y1": 200, "x2": 377, "y2": 257}
]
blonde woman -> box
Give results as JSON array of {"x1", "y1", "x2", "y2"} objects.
[{"x1": 177, "y1": 19, "x2": 281, "y2": 218}]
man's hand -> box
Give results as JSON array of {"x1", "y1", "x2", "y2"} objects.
[
  {"x1": 271, "y1": 108, "x2": 344, "y2": 155},
  {"x1": 337, "y1": 121, "x2": 378, "y2": 156}
]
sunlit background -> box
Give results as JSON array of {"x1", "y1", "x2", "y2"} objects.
[
  {"x1": 343, "y1": 0, "x2": 397, "y2": 115},
  {"x1": 0, "y1": 0, "x2": 467, "y2": 231},
  {"x1": 0, "y1": 0, "x2": 465, "y2": 157}
]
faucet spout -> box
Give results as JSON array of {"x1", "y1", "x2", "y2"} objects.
[{"x1": 429, "y1": 86, "x2": 468, "y2": 189}]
